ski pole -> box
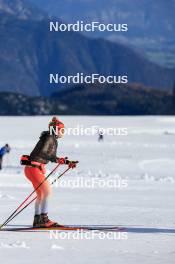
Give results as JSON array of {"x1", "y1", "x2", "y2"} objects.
[
  {"x1": 1, "y1": 166, "x2": 72, "y2": 228},
  {"x1": 0, "y1": 163, "x2": 61, "y2": 229}
]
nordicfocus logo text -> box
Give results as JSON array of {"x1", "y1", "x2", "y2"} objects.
[
  {"x1": 50, "y1": 73, "x2": 128, "y2": 85},
  {"x1": 50, "y1": 21, "x2": 128, "y2": 33}
]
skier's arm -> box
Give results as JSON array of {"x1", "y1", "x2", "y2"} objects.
[
  {"x1": 41, "y1": 137, "x2": 69, "y2": 163},
  {"x1": 39, "y1": 136, "x2": 58, "y2": 163},
  {"x1": 38, "y1": 135, "x2": 78, "y2": 167},
  {"x1": 6, "y1": 146, "x2": 11, "y2": 153}
]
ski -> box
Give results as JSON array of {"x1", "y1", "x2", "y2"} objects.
[{"x1": 0, "y1": 225, "x2": 124, "y2": 232}]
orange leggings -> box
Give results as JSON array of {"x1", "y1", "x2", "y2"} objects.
[{"x1": 24, "y1": 166, "x2": 52, "y2": 215}]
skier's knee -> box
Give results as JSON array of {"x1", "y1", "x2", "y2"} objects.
[{"x1": 43, "y1": 186, "x2": 52, "y2": 198}]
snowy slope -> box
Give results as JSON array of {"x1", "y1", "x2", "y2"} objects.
[{"x1": 0, "y1": 116, "x2": 175, "y2": 264}]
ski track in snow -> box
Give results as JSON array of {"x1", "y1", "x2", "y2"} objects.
[
  {"x1": 0, "y1": 241, "x2": 30, "y2": 249},
  {"x1": 51, "y1": 245, "x2": 65, "y2": 250},
  {"x1": 0, "y1": 193, "x2": 15, "y2": 200}
]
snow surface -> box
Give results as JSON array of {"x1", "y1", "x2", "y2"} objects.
[{"x1": 0, "y1": 116, "x2": 175, "y2": 264}]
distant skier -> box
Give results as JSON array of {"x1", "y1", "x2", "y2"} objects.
[
  {"x1": 98, "y1": 130, "x2": 104, "y2": 142},
  {"x1": 0, "y1": 144, "x2": 11, "y2": 170},
  {"x1": 21, "y1": 117, "x2": 77, "y2": 228}
]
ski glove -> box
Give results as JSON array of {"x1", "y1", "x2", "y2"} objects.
[
  {"x1": 68, "y1": 161, "x2": 78, "y2": 169},
  {"x1": 57, "y1": 158, "x2": 78, "y2": 169},
  {"x1": 57, "y1": 157, "x2": 68, "y2": 165}
]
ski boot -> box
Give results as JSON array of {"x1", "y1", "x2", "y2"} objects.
[
  {"x1": 33, "y1": 215, "x2": 42, "y2": 227},
  {"x1": 40, "y1": 213, "x2": 59, "y2": 228}
]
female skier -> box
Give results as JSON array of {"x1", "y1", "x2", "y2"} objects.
[{"x1": 21, "y1": 117, "x2": 76, "y2": 227}]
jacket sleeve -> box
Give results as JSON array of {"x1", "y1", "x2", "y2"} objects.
[
  {"x1": 39, "y1": 135, "x2": 57, "y2": 163},
  {"x1": 0, "y1": 147, "x2": 6, "y2": 156},
  {"x1": 6, "y1": 146, "x2": 11, "y2": 153}
]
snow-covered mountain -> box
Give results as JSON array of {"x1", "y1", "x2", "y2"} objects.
[
  {"x1": 0, "y1": 0, "x2": 174, "y2": 97},
  {"x1": 27, "y1": 0, "x2": 175, "y2": 68},
  {"x1": 0, "y1": 0, "x2": 44, "y2": 19}
]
